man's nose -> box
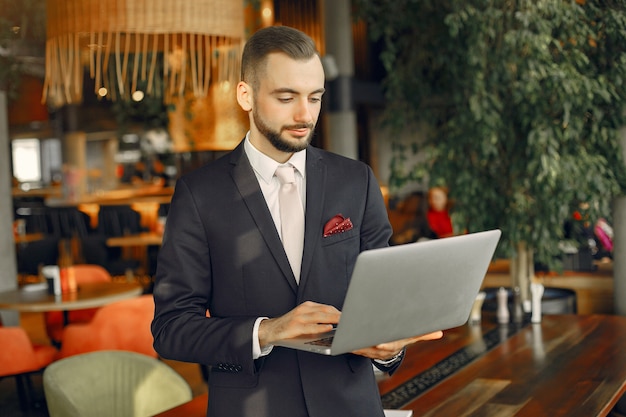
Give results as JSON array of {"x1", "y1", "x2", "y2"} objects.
[{"x1": 293, "y1": 99, "x2": 314, "y2": 123}]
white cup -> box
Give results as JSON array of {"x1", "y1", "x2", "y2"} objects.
[{"x1": 42, "y1": 265, "x2": 61, "y2": 296}]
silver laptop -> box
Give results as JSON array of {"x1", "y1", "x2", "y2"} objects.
[{"x1": 274, "y1": 229, "x2": 501, "y2": 355}]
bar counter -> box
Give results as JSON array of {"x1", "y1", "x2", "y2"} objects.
[{"x1": 157, "y1": 314, "x2": 626, "y2": 417}]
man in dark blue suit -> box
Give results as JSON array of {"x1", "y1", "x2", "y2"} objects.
[{"x1": 151, "y1": 25, "x2": 441, "y2": 417}]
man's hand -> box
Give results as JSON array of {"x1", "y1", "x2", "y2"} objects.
[
  {"x1": 258, "y1": 301, "x2": 341, "y2": 348},
  {"x1": 352, "y1": 331, "x2": 444, "y2": 361}
]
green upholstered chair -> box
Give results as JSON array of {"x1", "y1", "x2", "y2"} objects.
[{"x1": 43, "y1": 350, "x2": 192, "y2": 417}]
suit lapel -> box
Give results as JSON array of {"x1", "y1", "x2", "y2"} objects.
[
  {"x1": 229, "y1": 143, "x2": 298, "y2": 292},
  {"x1": 299, "y1": 148, "x2": 326, "y2": 290}
]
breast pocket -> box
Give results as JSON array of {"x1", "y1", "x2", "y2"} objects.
[
  {"x1": 320, "y1": 227, "x2": 358, "y2": 247},
  {"x1": 316, "y1": 227, "x2": 360, "y2": 298}
]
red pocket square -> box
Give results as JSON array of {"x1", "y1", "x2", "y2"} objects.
[{"x1": 323, "y1": 214, "x2": 353, "y2": 237}]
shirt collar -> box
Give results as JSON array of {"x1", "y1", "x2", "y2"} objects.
[{"x1": 244, "y1": 132, "x2": 307, "y2": 184}]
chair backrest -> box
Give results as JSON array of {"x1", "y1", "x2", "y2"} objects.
[
  {"x1": 57, "y1": 295, "x2": 157, "y2": 359},
  {"x1": 47, "y1": 207, "x2": 92, "y2": 238},
  {"x1": 80, "y1": 235, "x2": 112, "y2": 267},
  {"x1": 44, "y1": 264, "x2": 113, "y2": 343},
  {"x1": 98, "y1": 206, "x2": 143, "y2": 237},
  {"x1": 44, "y1": 350, "x2": 192, "y2": 417},
  {"x1": 0, "y1": 327, "x2": 57, "y2": 377},
  {"x1": 80, "y1": 235, "x2": 141, "y2": 276},
  {"x1": 16, "y1": 237, "x2": 60, "y2": 276}
]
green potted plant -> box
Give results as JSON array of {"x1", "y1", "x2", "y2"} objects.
[{"x1": 356, "y1": 0, "x2": 626, "y2": 305}]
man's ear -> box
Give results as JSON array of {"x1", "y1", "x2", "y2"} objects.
[{"x1": 237, "y1": 81, "x2": 253, "y2": 112}]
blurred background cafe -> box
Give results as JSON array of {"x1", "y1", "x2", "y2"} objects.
[
  {"x1": 1, "y1": 0, "x2": 374, "y2": 300},
  {"x1": 3, "y1": 0, "x2": 623, "y2": 315},
  {"x1": 4, "y1": 2, "x2": 253, "y2": 291},
  {"x1": 2, "y1": 0, "x2": 626, "y2": 416}
]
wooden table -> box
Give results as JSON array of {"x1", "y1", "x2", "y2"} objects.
[
  {"x1": 155, "y1": 314, "x2": 626, "y2": 417},
  {"x1": 13, "y1": 233, "x2": 45, "y2": 244},
  {"x1": 44, "y1": 184, "x2": 173, "y2": 207},
  {"x1": 0, "y1": 282, "x2": 143, "y2": 313},
  {"x1": 381, "y1": 314, "x2": 626, "y2": 416},
  {"x1": 105, "y1": 233, "x2": 163, "y2": 247},
  {"x1": 106, "y1": 233, "x2": 163, "y2": 275}
]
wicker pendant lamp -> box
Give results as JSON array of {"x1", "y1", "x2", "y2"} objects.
[{"x1": 43, "y1": 0, "x2": 244, "y2": 108}]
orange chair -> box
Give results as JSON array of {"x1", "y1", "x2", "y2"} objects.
[
  {"x1": 0, "y1": 326, "x2": 58, "y2": 410},
  {"x1": 56, "y1": 294, "x2": 156, "y2": 359},
  {"x1": 44, "y1": 264, "x2": 112, "y2": 345}
]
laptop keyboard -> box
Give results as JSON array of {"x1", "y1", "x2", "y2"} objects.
[{"x1": 305, "y1": 336, "x2": 334, "y2": 347}]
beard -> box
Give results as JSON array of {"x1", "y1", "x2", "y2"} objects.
[{"x1": 252, "y1": 107, "x2": 315, "y2": 153}]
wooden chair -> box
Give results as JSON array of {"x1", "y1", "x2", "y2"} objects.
[
  {"x1": 44, "y1": 264, "x2": 113, "y2": 345},
  {"x1": 44, "y1": 350, "x2": 192, "y2": 417},
  {"x1": 81, "y1": 234, "x2": 141, "y2": 277},
  {"x1": 56, "y1": 294, "x2": 156, "y2": 359},
  {"x1": 0, "y1": 326, "x2": 58, "y2": 410},
  {"x1": 15, "y1": 236, "x2": 60, "y2": 277}
]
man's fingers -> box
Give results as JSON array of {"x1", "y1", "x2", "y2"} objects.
[
  {"x1": 294, "y1": 301, "x2": 341, "y2": 325},
  {"x1": 352, "y1": 330, "x2": 445, "y2": 360},
  {"x1": 376, "y1": 331, "x2": 443, "y2": 350},
  {"x1": 259, "y1": 302, "x2": 341, "y2": 346}
]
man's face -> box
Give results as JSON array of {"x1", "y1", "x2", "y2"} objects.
[{"x1": 245, "y1": 52, "x2": 325, "y2": 160}]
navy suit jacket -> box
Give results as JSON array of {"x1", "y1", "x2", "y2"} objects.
[{"x1": 151, "y1": 141, "x2": 394, "y2": 417}]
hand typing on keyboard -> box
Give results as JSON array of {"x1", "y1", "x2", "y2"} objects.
[{"x1": 258, "y1": 301, "x2": 341, "y2": 349}]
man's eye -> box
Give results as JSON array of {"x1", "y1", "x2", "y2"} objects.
[
  {"x1": 278, "y1": 97, "x2": 293, "y2": 103},
  {"x1": 310, "y1": 97, "x2": 322, "y2": 103}
]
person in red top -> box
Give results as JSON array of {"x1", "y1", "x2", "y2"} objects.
[{"x1": 427, "y1": 186, "x2": 454, "y2": 238}]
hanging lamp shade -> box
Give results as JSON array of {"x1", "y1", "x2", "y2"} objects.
[{"x1": 43, "y1": 0, "x2": 244, "y2": 107}]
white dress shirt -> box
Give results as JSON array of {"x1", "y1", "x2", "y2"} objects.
[{"x1": 244, "y1": 134, "x2": 307, "y2": 237}]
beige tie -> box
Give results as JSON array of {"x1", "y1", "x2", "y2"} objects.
[{"x1": 275, "y1": 165, "x2": 305, "y2": 283}]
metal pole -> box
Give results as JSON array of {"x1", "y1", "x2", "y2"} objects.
[
  {"x1": 613, "y1": 126, "x2": 626, "y2": 316},
  {"x1": 0, "y1": 90, "x2": 20, "y2": 325},
  {"x1": 321, "y1": 0, "x2": 358, "y2": 160}
]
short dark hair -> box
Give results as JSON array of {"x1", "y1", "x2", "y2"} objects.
[{"x1": 241, "y1": 26, "x2": 319, "y2": 90}]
